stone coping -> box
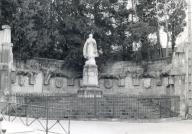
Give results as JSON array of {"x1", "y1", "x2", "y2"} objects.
[{"x1": 6, "y1": 93, "x2": 179, "y2": 98}]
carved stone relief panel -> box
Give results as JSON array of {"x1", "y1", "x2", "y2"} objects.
[
  {"x1": 132, "y1": 73, "x2": 140, "y2": 86},
  {"x1": 143, "y1": 78, "x2": 151, "y2": 89},
  {"x1": 55, "y1": 77, "x2": 64, "y2": 88},
  {"x1": 132, "y1": 78, "x2": 140, "y2": 86},
  {"x1": 118, "y1": 78, "x2": 125, "y2": 87},
  {"x1": 168, "y1": 76, "x2": 174, "y2": 85},
  {"x1": 29, "y1": 72, "x2": 37, "y2": 85},
  {"x1": 156, "y1": 78, "x2": 162, "y2": 86},
  {"x1": 43, "y1": 71, "x2": 51, "y2": 85},
  {"x1": 67, "y1": 78, "x2": 74, "y2": 86},
  {"x1": 163, "y1": 77, "x2": 168, "y2": 86},
  {"x1": 104, "y1": 79, "x2": 113, "y2": 89},
  {"x1": 11, "y1": 71, "x2": 16, "y2": 84},
  {"x1": 18, "y1": 75, "x2": 25, "y2": 86}
]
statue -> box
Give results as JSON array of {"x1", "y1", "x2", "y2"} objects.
[
  {"x1": 79, "y1": 33, "x2": 101, "y2": 97},
  {"x1": 83, "y1": 34, "x2": 98, "y2": 65}
]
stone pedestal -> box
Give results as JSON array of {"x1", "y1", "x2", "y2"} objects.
[
  {"x1": 78, "y1": 64, "x2": 102, "y2": 97},
  {"x1": 82, "y1": 64, "x2": 98, "y2": 87}
]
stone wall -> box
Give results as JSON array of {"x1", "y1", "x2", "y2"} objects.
[
  {"x1": 99, "y1": 59, "x2": 179, "y2": 96},
  {"x1": 11, "y1": 58, "x2": 79, "y2": 94},
  {"x1": 10, "y1": 57, "x2": 183, "y2": 96}
]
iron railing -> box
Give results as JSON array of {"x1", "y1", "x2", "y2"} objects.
[
  {"x1": 1, "y1": 94, "x2": 180, "y2": 120},
  {"x1": 0, "y1": 94, "x2": 180, "y2": 134}
]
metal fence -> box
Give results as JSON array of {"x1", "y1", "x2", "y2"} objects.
[
  {"x1": 0, "y1": 94, "x2": 180, "y2": 134},
  {"x1": 1, "y1": 94, "x2": 180, "y2": 120}
]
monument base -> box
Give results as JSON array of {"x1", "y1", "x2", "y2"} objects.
[
  {"x1": 82, "y1": 64, "x2": 98, "y2": 87},
  {"x1": 80, "y1": 61, "x2": 101, "y2": 98}
]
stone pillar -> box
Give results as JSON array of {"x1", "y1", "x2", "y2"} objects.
[
  {"x1": 1, "y1": 25, "x2": 13, "y2": 69},
  {"x1": 0, "y1": 25, "x2": 13, "y2": 99}
]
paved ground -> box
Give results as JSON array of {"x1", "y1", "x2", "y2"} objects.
[
  {"x1": 2, "y1": 121, "x2": 34, "y2": 134},
  {"x1": 58, "y1": 120, "x2": 192, "y2": 134},
  {"x1": 3, "y1": 118, "x2": 192, "y2": 134}
]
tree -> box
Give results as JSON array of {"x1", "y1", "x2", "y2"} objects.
[
  {"x1": 0, "y1": 0, "x2": 187, "y2": 70},
  {"x1": 129, "y1": 0, "x2": 158, "y2": 60},
  {"x1": 131, "y1": 0, "x2": 186, "y2": 59},
  {"x1": 1, "y1": 0, "x2": 43, "y2": 59},
  {"x1": 157, "y1": 0, "x2": 187, "y2": 52}
]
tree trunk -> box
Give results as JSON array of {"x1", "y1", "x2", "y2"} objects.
[
  {"x1": 156, "y1": 27, "x2": 162, "y2": 58},
  {"x1": 171, "y1": 24, "x2": 175, "y2": 52},
  {"x1": 171, "y1": 33, "x2": 176, "y2": 52},
  {"x1": 165, "y1": 0, "x2": 169, "y2": 57},
  {"x1": 166, "y1": 25, "x2": 169, "y2": 57}
]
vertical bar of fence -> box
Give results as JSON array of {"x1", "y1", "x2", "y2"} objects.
[
  {"x1": 46, "y1": 95, "x2": 49, "y2": 134},
  {"x1": 8, "y1": 101, "x2": 10, "y2": 121},
  {"x1": 7, "y1": 94, "x2": 9, "y2": 121},
  {"x1": 159, "y1": 99, "x2": 161, "y2": 118},
  {"x1": 178, "y1": 96, "x2": 180, "y2": 116},
  {"x1": 137, "y1": 96, "x2": 139, "y2": 119},
  {"x1": 94, "y1": 93, "x2": 97, "y2": 118},
  {"x1": 169, "y1": 98, "x2": 172, "y2": 117},
  {"x1": 25, "y1": 96, "x2": 28, "y2": 126},
  {"x1": 68, "y1": 117, "x2": 70, "y2": 134},
  {"x1": 112, "y1": 96, "x2": 115, "y2": 118}
]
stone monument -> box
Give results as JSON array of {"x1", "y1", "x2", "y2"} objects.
[{"x1": 78, "y1": 34, "x2": 102, "y2": 97}]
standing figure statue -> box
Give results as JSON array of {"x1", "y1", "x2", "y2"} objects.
[{"x1": 83, "y1": 34, "x2": 98, "y2": 65}]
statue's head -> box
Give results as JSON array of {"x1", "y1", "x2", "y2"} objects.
[{"x1": 89, "y1": 34, "x2": 93, "y2": 38}]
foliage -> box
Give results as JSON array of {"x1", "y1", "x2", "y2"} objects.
[
  {"x1": 157, "y1": 0, "x2": 187, "y2": 51},
  {"x1": 0, "y1": 0, "x2": 187, "y2": 71}
]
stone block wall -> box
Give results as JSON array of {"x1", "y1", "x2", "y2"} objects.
[
  {"x1": 10, "y1": 58, "x2": 183, "y2": 96},
  {"x1": 99, "y1": 60, "x2": 181, "y2": 96}
]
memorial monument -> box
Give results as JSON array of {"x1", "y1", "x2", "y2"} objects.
[{"x1": 78, "y1": 34, "x2": 102, "y2": 97}]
